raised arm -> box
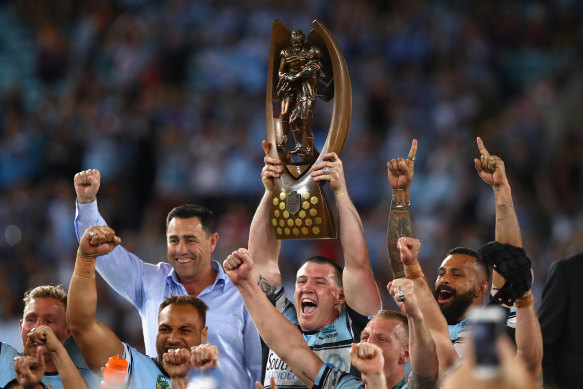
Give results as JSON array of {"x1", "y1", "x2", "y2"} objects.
[
  {"x1": 311, "y1": 152, "x2": 381, "y2": 316},
  {"x1": 248, "y1": 140, "x2": 283, "y2": 294},
  {"x1": 25, "y1": 326, "x2": 87, "y2": 389},
  {"x1": 388, "y1": 278, "x2": 438, "y2": 388},
  {"x1": 397, "y1": 237, "x2": 459, "y2": 377},
  {"x1": 66, "y1": 225, "x2": 124, "y2": 371},
  {"x1": 224, "y1": 248, "x2": 325, "y2": 387},
  {"x1": 474, "y1": 137, "x2": 522, "y2": 286},
  {"x1": 74, "y1": 169, "x2": 147, "y2": 308},
  {"x1": 387, "y1": 140, "x2": 417, "y2": 279},
  {"x1": 475, "y1": 138, "x2": 542, "y2": 383}
]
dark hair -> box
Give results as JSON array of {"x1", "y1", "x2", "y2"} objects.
[
  {"x1": 158, "y1": 295, "x2": 209, "y2": 327},
  {"x1": 447, "y1": 247, "x2": 491, "y2": 283},
  {"x1": 303, "y1": 256, "x2": 343, "y2": 287},
  {"x1": 166, "y1": 204, "x2": 216, "y2": 236}
]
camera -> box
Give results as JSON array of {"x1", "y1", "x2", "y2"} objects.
[{"x1": 469, "y1": 305, "x2": 506, "y2": 379}]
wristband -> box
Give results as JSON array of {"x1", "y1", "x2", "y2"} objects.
[{"x1": 404, "y1": 262, "x2": 424, "y2": 279}]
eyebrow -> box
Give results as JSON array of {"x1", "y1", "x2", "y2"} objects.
[
  {"x1": 439, "y1": 267, "x2": 464, "y2": 272},
  {"x1": 168, "y1": 234, "x2": 198, "y2": 240}
]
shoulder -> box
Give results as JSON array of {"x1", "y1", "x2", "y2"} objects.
[
  {"x1": 344, "y1": 306, "x2": 371, "y2": 334},
  {"x1": 0, "y1": 342, "x2": 19, "y2": 357},
  {"x1": 314, "y1": 363, "x2": 364, "y2": 389}
]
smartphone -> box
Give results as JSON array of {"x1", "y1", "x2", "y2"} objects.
[{"x1": 469, "y1": 306, "x2": 506, "y2": 379}]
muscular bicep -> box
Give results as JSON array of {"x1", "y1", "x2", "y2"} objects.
[
  {"x1": 343, "y1": 263, "x2": 381, "y2": 316},
  {"x1": 72, "y1": 321, "x2": 124, "y2": 372}
]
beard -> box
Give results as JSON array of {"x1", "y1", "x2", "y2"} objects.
[{"x1": 434, "y1": 285, "x2": 475, "y2": 325}]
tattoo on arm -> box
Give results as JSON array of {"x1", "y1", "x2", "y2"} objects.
[
  {"x1": 387, "y1": 208, "x2": 413, "y2": 279},
  {"x1": 257, "y1": 275, "x2": 278, "y2": 296},
  {"x1": 407, "y1": 371, "x2": 438, "y2": 389}
]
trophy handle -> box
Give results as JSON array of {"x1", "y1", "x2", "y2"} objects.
[{"x1": 309, "y1": 19, "x2": 352, "y2": 164}]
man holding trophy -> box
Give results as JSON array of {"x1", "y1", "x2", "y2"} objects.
[{"x1": 249, "y1": 20, "x2": 381, "y2": 388}]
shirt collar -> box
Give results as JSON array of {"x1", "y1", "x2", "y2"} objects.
[{"x1": 165, "y1": 260, "x2": 226, "y2": 292}]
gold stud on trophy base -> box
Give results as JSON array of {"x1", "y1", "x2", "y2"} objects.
[
  {"x1": 265, "y1": 19, "x2": 351, "y2": 239},
  {"x1": 270, "y1": 174, "x2": 335, "y2": 239}
]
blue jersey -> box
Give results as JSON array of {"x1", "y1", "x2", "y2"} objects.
[
  {"x1": 1, "y1": 342, "x2": 100, "y2": 389},
  {"x1": 122, "y1": 343, "x2": 172, "y2": 389},
  {"x1": 0, "y1": 342, "x2": 19, "y2": 387},
  {"x1": 262, "y1": 288, "x2": 369, "y2": 389},
  {"x1": 314, "y1": 364, "x2": 409, "y2": 389},
  {"x1": 448, "y1": 318, "x2": 472, "y2": 358}
]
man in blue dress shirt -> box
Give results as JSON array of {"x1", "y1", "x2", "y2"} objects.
[{"x1": 73, "y1": 169, "x2": 261, "y2": 388}]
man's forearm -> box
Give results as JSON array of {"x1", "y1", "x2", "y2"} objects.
[
  {"x1": 492, "y1": 183, "x2": 522, "y2": 290},
  {"x1": 493, "y1": 183, "x2": 522, "y2": 246},
  {"x1": 235, "y1": 280, "x2": 323, "y2": 386},
  {"x1": 409, "y1": 277, "x2": 458, "y2": 375},
  {"x1": 408, "y1": 312, "x2": 439, "y2": 382},
  {"x1": 362, "y1": 373, "x2": 388, "y2": 389},
  {"x1": 388, "y1": 189, "x2": 413, "y2": 279},
  {"x1": 68, "y1": 255, "x2": 99, "y2": 330},
  {"x1": 515, "y1": 297, "x2": 543, "y2": 381},
  {"x1": 248, "y1": 191, "x2": 281, "y2": 288},
  {"x1": 170, "y1": 377, "x2": 187, "y2": 389},
  {"x1": 51, "y1": 346, "x2": 88, "y2": 389}
]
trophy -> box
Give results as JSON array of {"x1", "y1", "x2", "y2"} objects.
[{"x1": 266, "y1": 19, "x2": 351, "y2": 239}]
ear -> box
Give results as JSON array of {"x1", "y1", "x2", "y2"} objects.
[
  {"x1": 208, "y1": 233, "x2": 219, "y2": 253},
  {"x1": 399, "y1": 345, "x2": 410, "y2": 365},
  {"x1": 200, "y1": 326, "x2": 208, "y2": 344},
  {"x1": 475, "y1": 280, "x2": 489, "y2": 297},
  {"x1": 19, "y1": 319, "x2": 23, "y2": 333},
  {"x1": 335, "y1": 288, "x2": 346, "y2": 306},
  {"x1": 63, "y1": 326, "x2": 72, "y2": 341}
]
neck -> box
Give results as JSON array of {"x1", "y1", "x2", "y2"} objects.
[
  {"x1": 386, "y1": 370, "x2": 405, "y2": 389},
  {"x1": 178, "y1": 264, "x2": 217, "y2": 296}
]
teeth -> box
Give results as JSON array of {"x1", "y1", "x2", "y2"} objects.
[
  {"x1": 302, "y1": 298, "x2": 316, "y2": 305},
  {"x1": 177, "y1": 258, "x2": 192, "y2": 264}
]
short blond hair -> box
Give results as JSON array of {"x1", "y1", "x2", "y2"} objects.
[
  {"x1": 23, "y1": 285, "x2": 68, "y2": 308},
  {"x1": 373, "y1": 309, "x2": 409, "y2": 346}
]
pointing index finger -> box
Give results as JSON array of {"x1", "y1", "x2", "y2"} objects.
[
  {"x1": 407, "y1": 139, "x2": 418, "y2": 161},
  {"x1": 477, "y1": 137, "x2": 490, "y2": 156}
]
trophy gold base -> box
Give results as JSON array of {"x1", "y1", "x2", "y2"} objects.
[{"x1": 270, "y1": 170, "x2": 335, "y2": 239}]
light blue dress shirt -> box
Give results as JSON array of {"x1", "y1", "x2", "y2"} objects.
[{"x1": 74, "y1": 201, "x2": 261, "y2": 389}]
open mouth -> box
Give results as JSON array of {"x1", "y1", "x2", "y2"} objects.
[
  {"x1": 436, "y1": 286, "x2": 456, "y2": 305},
  {"x1": 175, "y1": 258, "x2": 193, "y2": 264},
  {"x1": 301, "y1": 298, "x2": 317, "y2": 315}
]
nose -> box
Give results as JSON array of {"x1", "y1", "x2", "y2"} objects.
[
  {"x1": 439, "y1": 272, "x2": 453, "y2": 285},
  {"x1": 174, "y1": 240, "x2": 188, "y2": 254},
  {"x1": 166, "y1": 329, "x2": 181, "y2": 345}
]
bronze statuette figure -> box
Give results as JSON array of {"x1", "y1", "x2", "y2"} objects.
[{"x1": 265, "y1": 19, "x2": 352, "y2": 239}]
